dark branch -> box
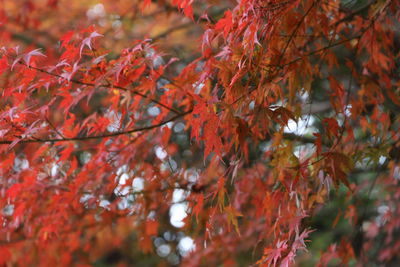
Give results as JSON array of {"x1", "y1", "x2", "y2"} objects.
[
  {"x1": 19, "y1": 63, "x2": 182, "y2": 115},
  {"x1": 0, "y1": 109, "x2": 192, "y2": 145}
]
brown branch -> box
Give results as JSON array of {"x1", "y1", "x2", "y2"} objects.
[
  {"x1": 28, "y1": 63, "x2": 181, "y2": 114},
  {"x1": 331, "y1": 0, "x2": 377, "y2": 27},
  {"x1": 15, "y1": 61, "x2": 182, "y2": 115},
  {"x1": 282, "y1": 133, "x2": 316, "y2": 144},
  {"x1": 44, "y1": 116, "x2": 65, "y2": 139},
  {"x1": 151, "y1": 6, "x2": 226, "y2": 41},
  {"x1": 151, "y1": 21, "x2": 193, "y2": 41},
  {"x1": 267, "y1": 1, "x2": 380, "y2": 71},
  {"x1": 268, "y1": 35, "x2": 361, "y2": 69},
  {"x1": 0, "y1": 109, "x2": 193, "y2": 145},
  {"x1": 230, "y1": 34, "x2": 359, "y2": 107},
  {"x1": 277, "y1": 1, "x2": 318, "y2": 66}
]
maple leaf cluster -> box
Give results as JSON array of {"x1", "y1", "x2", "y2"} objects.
[{"x1": 0, "y1": 0, "x2": 399, "y2": 266}]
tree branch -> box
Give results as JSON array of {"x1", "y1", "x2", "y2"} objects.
[
  {"x1": 331, "y1": 0, "x2": 377, "y2": 27},
  {"x1": 0, "y1": 109, "x2": 192, "y2": 145},
  {"x1": 17, "y1": 62, "x2": 182, "y2": 115},
  {"x1": 277, "y1": 1, "x2": 318, "y2": 65}
]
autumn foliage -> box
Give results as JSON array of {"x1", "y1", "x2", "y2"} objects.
[{"x1": 0, "y1": 0, "x2": 400, "y2": 266}]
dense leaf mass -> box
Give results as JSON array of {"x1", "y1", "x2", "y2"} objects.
[{"x1": 0, "y1": 0, "x2": 399, "y2": 266}]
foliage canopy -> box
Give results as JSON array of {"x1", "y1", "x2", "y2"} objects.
[{"x1": 0, "y1": 0, "x2": 399, "y2": 266}]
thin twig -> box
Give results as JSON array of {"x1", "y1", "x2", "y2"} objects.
[{"x1": 16, "y1": 61, "x2": 182, "y2": 115}]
